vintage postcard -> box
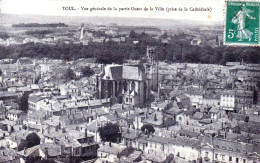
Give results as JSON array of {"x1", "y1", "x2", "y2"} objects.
[{"x1": 0, "y1": 0, "x2": 259, "y2": 163}]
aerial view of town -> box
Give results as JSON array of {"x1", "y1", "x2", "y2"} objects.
[{"x1": 0, "y1": 13, "x2": 259, "y2": 163}]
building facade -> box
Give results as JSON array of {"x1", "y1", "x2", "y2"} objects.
[{"x1": 97, "y1": 64, "x2": 150, "y2": 107}]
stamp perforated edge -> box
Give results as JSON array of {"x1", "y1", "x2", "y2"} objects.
[{"x1": 223, "y1": 0, "x2": 260, "y2": 47}]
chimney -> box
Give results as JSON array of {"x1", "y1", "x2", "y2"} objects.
[
  {"x1": 44, "y1": 147, "x2": 48, "y2": 158},
  {"x1": 135, "y1": 127, "x2": 137, "y2": 138},
  {"x1": 62, "y1": 127, "x2": 66, "y2": 133},
  {"x1": 61, "y1": 145, "x2": 64, "y2": 155},
  {"x1": 85, "y1": 128, "x2": 88, "y2": 138},
  {"x1": 55, "y1": 126, "x2": 58, "y2": 132},
  {"x1": 154, "y1": 114, "x2": 157, "y2": 121}
]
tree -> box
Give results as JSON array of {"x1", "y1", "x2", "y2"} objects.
[
  {"x1": 141, "y1": 124, "x2": 155, "y2": 135},
  {"x1": 26, "y1": 132, "x2": 40, "y2": 148},
  {"x1": 161, "y1": 32, "x2": 168, "y2": 39},
  {"x1": 81, "y1": 66, "x2": 94, "y2": 77},
  {"x1": 0, "y1": 32, "x2": 9, "y2": 40},
  {"x1": 17, "y1": 132, "x2": 40, "y2": 151},
  {"x1": 98, "y1": 123, "x2": 122, "y2": 143},
  {"x1": 19, "y1": 93, "x2": 29, "y2": 113},
  {"x1": 64, "y1": 68, "x2": 76, "y2": 81},
  {"x1": 17, "y1": 140, "x2": 27, "y2": 151},
  {"x1": 253, "y1": 89, "x2": 258, "y2": 105},
  {"x1": 129, "y1": 30, "x2": 137, "y2": 38}
]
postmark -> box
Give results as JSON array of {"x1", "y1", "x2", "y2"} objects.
[{"x1": 224, "y1": 1, "x2": 260, "y2": 46}]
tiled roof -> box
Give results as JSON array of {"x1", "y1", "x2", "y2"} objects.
[
  {"x1": 110, "y1": 66, "x2": 123, "y2": 80},
  {"x1": 39, "y1": 143, "x2": 62, "y2": 157},
  {"x1": 0, "y1": 148, "x2": 18, "y2": 162},
  {"x1": 148, "y1": 135, "x2": 172, "y2": 144},
  {"x1": 124, "y1": 129, "x2": 142, "y2": 140},
  {"x1": 18, "y1": 58, "x2": 33, "y2": 65},
  {"x1": 170, "y1": 136, "x2": 200, "y2": 149},
  {"x1": 211, "y1": 138, "x2": 260, "y2": 155},
  {"x1": 28, "y1": 95, "x2": 45, "y2": 103},
  {"x1": 98, "y1": 142, "x2": 127, "y2": 155},
  {"x1": 192, "y1": 112, "x2": 204, "y2": 120},
  {"x1": 7, "y1": 109, "x2": 24, "y2": 115},
  {"x1": 209, "y1": 107, "x2": 219, "y2": 113},
  {"x1": 17, "y1": 145, "x2": 39, "y2": 157},
  {"x1": 177, "y1": 129, "x2": 200, "y2": 138},
  {"x1": 103, "y1": 65, "x2": 146, "y2": 81}
]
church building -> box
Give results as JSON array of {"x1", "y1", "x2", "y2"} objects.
[{"x1": 97, "y1": 64, "x2": 150, "y2": 107}]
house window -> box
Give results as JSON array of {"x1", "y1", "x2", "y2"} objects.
[
  {"x1": 236, "y1": 158, "x2": 239, "y2": 163},
  {"x1": 243, "y1": 159, "x2": 246, "y2": 163},
  {"x1": 222, "y1": 155, "x2": 225, "y2": 160},
  {"x1": 126, "y1": 98, "x2": 128, "y2": 102},
  {"x1": 75, "y1": 149, "x2": 79, "y2": 155},
  {"x1": 229, "y1": 156, "x2": 232, "y2": 161},
  {"x1": 215, "y1": 154, "x2": 218, "y2": 159},
  {"x1": 205, "y1": 152, "x2": 208, "y2": 157}
]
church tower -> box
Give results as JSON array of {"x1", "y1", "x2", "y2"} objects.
[
  {"x1": 145, "y1": 46, "x2": 158, "y2": 92},
  {"x1": 80, "y1": 23, "x2": 85, "y2": 40}
]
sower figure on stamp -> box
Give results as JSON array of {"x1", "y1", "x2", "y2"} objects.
[{"x1": 232, "y1": 4, "x2": 256, "y2": 41}]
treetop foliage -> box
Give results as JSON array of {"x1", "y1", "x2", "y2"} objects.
[
  {"x1": 98, "y1": 123, "x2": 122, "y2": 143},
  {"x1": 0, "y1": 30, "x2": 259, "y2": 64}
]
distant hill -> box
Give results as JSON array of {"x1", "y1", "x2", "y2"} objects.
[
  {"x1": 0, "y1": 13, "x2": 221, "y2": 29},
  {"x1": 12, "y1": 23, "x2": 68, "y2": 28}
]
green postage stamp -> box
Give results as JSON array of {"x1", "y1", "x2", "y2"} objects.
[{"x1": 225, "y1": 1, "x2": 260, "y2": 46}]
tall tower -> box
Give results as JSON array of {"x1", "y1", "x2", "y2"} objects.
[
  {"x1": 80, "y1": 23, "x2": 85, "y2": 40},
  {"x1": 146, "y1": 46, "x2": 158, "y2": 92},
  {"x1": 146, "y1": 46, "x2": 156, "y2": 62}
]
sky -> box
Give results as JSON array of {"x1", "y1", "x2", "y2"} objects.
[{"x1": 0, "y1": 0, "x2": 225, "y2": 21}]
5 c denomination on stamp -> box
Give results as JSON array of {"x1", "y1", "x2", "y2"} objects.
[{"x1": 224, "y1": 1, "x2": 260, "y2": 46}]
